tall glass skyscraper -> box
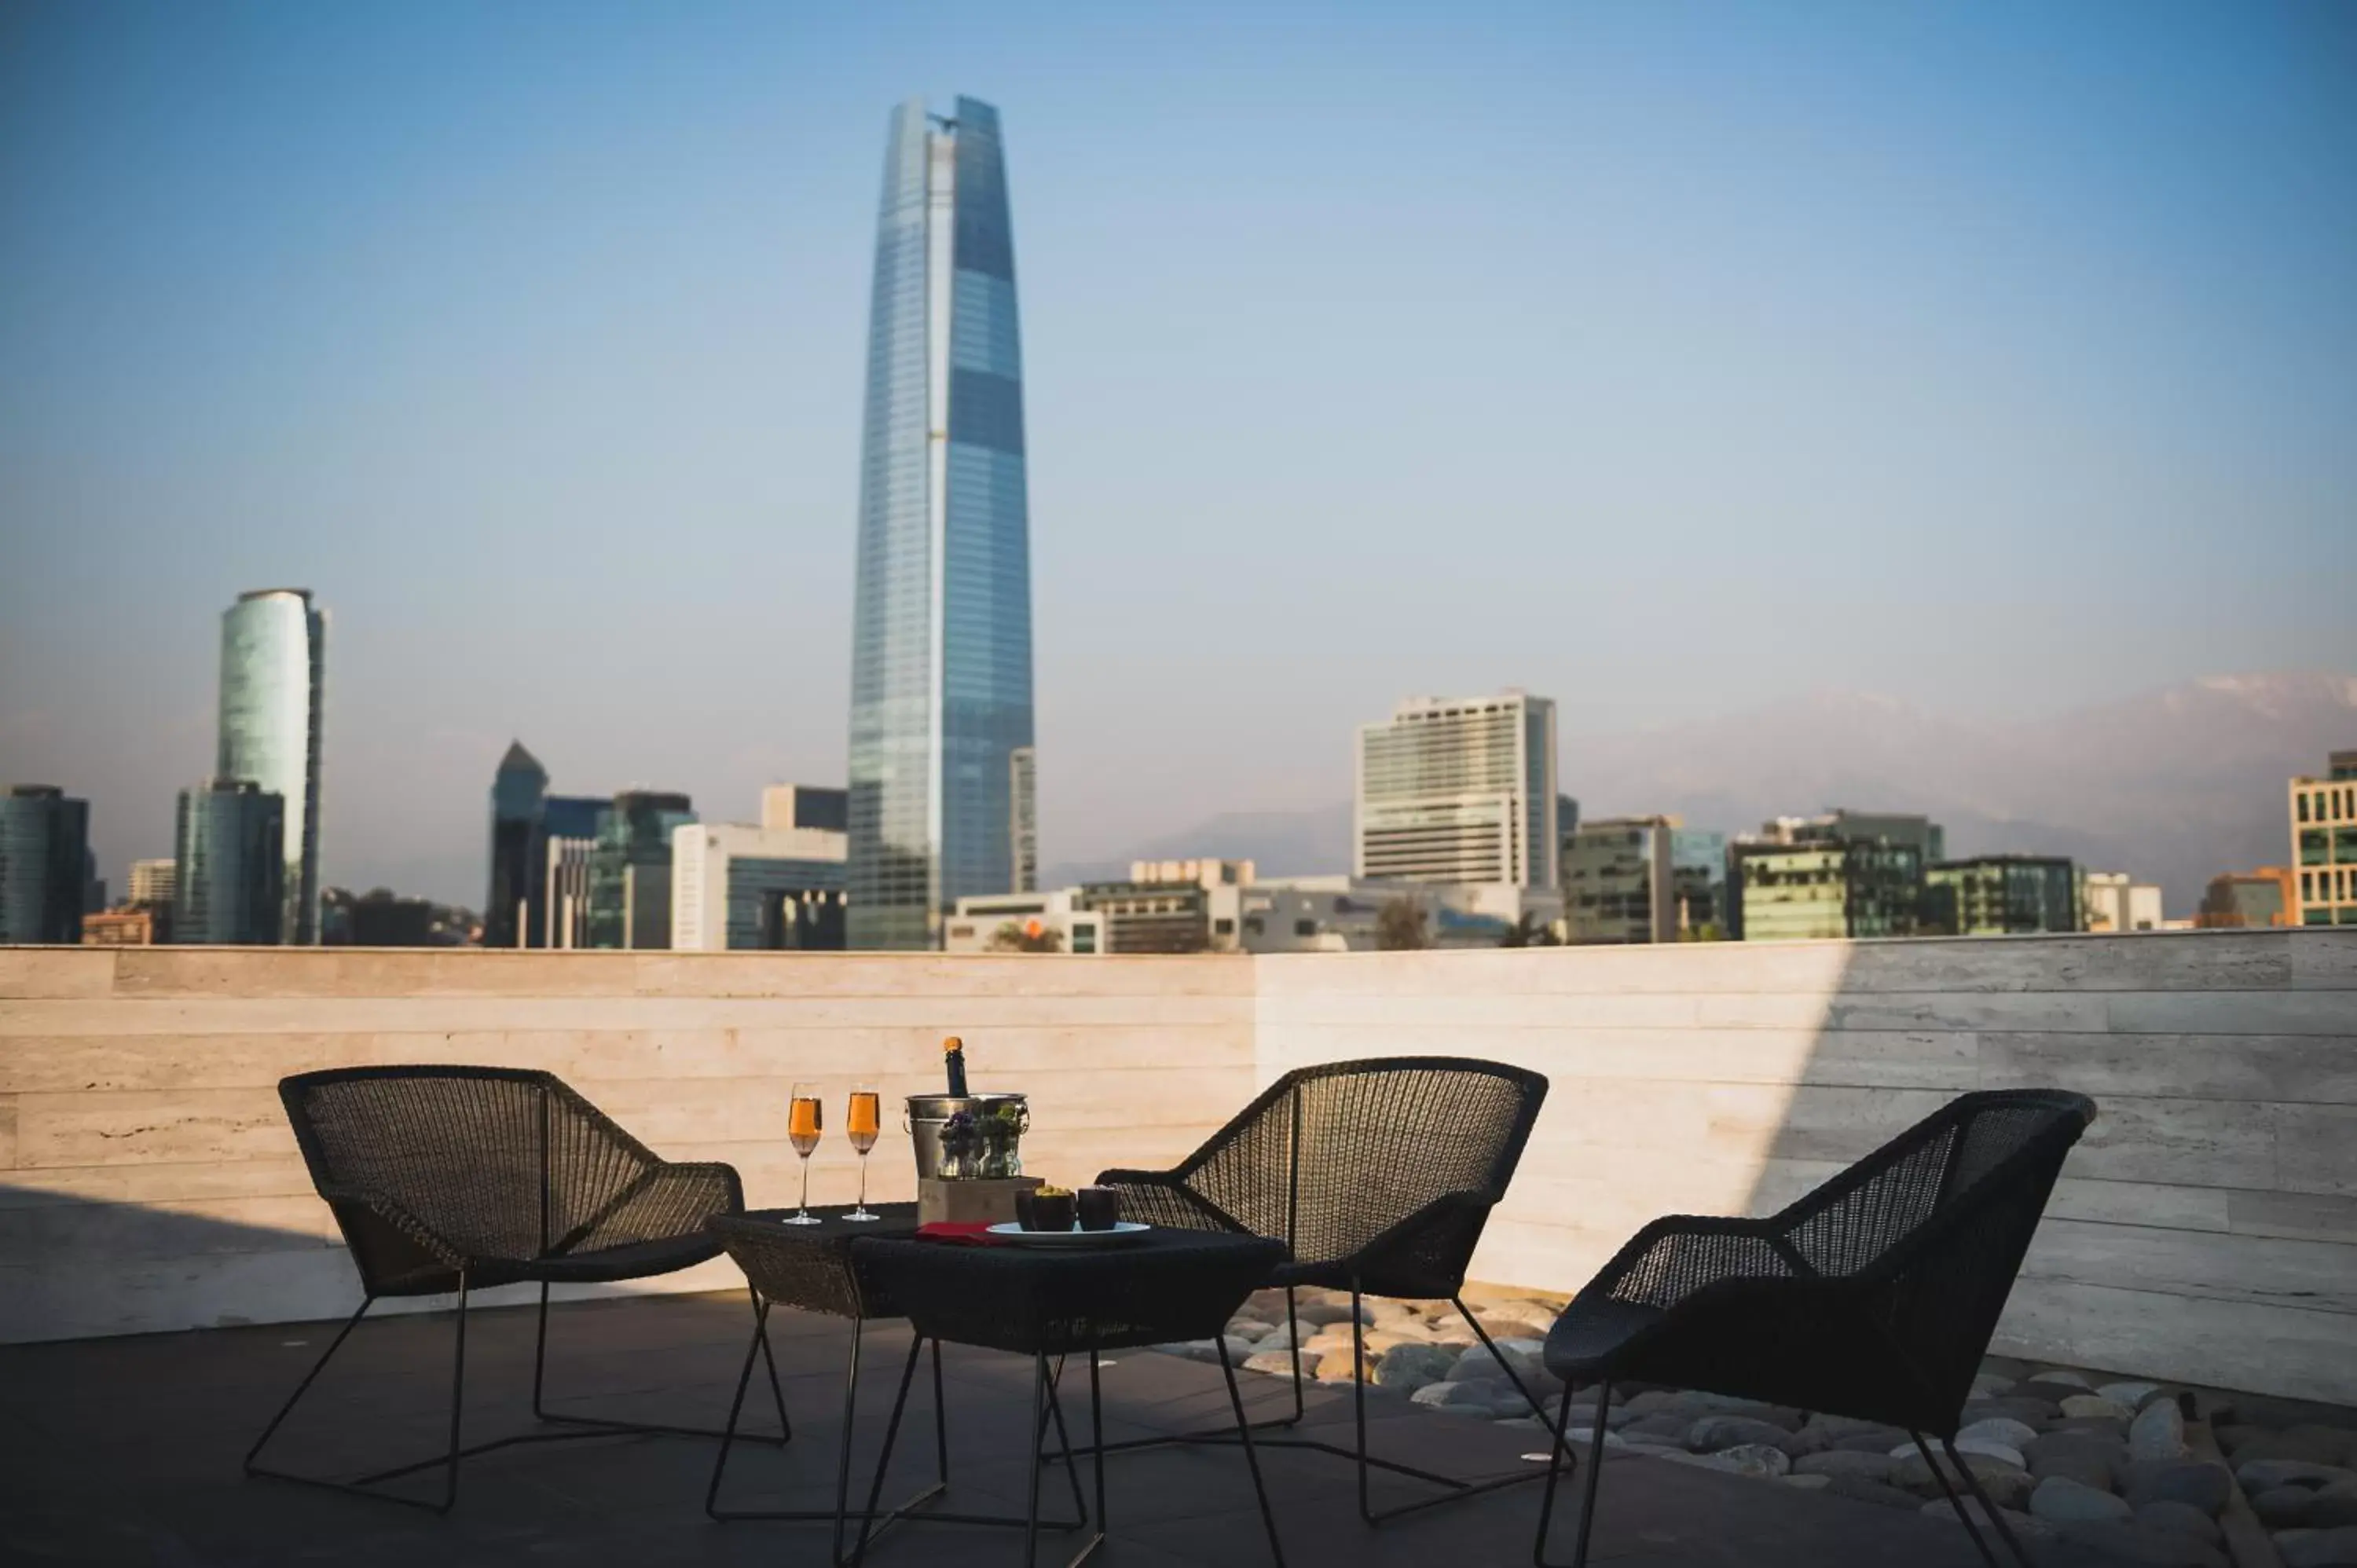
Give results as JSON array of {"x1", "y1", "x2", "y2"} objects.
[
  {"x1": 0, "y1": 785, "x2": 91, "y2": 944},
  {"x1": 218, "y1": 588, "x2": 325, "y2": 943},
  {"x1": 847, "y1": 97, "x2": 1036, "y2": 950}
]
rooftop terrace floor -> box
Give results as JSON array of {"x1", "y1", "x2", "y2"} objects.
[{"x1": 0, "y1": 1290, "x2": 2109, "y2": 1566}]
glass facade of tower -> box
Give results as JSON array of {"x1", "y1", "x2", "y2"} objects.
[
  {"x1": 0, "y1": 786, "x2": 90, "y2": 944},
  {"x1": 848, "y1": 97, "x2": 1036, "y2": 950},
  {"x1": 173, "y1": 779, "x2": 285, "y2": 944},
  {"x1": 217, "y1": 589, "x2": 324, "y2": 943}
]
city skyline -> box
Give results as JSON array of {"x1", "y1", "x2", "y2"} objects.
[{"x1": 3, "y1": 3, "x2": 2354, "y2": 905}]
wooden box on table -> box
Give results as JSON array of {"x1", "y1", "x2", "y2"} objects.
[{"x1": 918, "y1": 1176, "x2": 1043, "y2": 1227}]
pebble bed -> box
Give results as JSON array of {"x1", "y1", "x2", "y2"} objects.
[{"x1": 1152, "y1": 1286, "x2": 2357, "y2": 1568}]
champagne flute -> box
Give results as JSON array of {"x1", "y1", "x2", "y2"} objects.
[
  {"x1": 844, "y1": 1083, "x2": 882, "y2": 1222},
  {"x1": 783, "y1": 1082, "x2": 823, "y2": 1225}
]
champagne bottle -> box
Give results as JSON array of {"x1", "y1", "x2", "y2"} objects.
[{"x1": 944, "y1": 1035, "x2": 970, "y2": 1097}]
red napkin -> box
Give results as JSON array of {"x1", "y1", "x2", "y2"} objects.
[{"x1": 916, "y1": 1222, "x2": 1015, "y2": 1247}]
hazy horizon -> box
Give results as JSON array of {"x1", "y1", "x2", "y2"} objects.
[{"x1": 5, "y1": 2, "x2": 2354, "y2": 907}]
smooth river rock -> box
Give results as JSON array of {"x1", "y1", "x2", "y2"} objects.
[{"x1": 2029, "y1": 1476, "x2": 2134, "y2": 1524}]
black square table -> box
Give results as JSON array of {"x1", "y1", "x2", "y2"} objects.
[
  {"x1": 706, "y1": 1205, "x2": 1092, "y2": 1566},
  {"x1": 851, "y1": 1227, "x2": 1291, "y2": 1568}
]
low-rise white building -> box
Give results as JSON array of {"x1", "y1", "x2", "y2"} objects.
[
  {"x1": 671, "y1": 820, "x2": 847, "y2": 951},
  {"x1": 2081, "y1": 870, "x2": 2165, "y2": 933},
  {"x1": 1241, "y1": 876, "x2": 1561, "y2": 952},
  {"x1": 944, "y1": 889, "x2": 1106, "y2": 955}
]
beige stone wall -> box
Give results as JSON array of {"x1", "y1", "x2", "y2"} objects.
[
  {"x1": 1259, "y1": 932, "x2": 2357, "y2": 1403},
  {"x1": 0, "y1": 949, "x2": 1255, "y2": 1339},
  {"x1": 3, "y1": 933, "x2": 2352, "y2": 1403}
]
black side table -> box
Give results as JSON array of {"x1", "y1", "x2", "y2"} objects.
[
  {"x1": 852, "y1": 1229, "x2": 1291, "y2": 1568},
  {"x1": 707, "y1": 1207, "x2": 1088, "y2": 1566}
]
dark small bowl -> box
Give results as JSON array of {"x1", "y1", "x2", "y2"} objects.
[
  {"x1": 1076, "y1": 1187, "x2": 1122, "y2": 1232},
  {"x1": 1013, "y1": 1189, "x2": 1039, "y2": 1230},
  {"x1": 1029, "y1": 1192, "x2": 1076, "y2": 1233}
]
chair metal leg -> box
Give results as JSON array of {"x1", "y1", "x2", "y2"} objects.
[
  {"x1": 1025, "y1": 1354, "x2": 1047, "y2": 1568},
  {"x1": 1910, "y1": 1431, "x2": 2006, "y2": 1568},
  {"x1": 711, "y1": 1314, "x2": 951, "y2": 1568},
  {"x1": 1939, "y1": 1434, "x2": 2036, "y2": 1568},
  {"x1": 1250, "y1": 1282, "x2": 1554, "y2": 1524},
  {"x1": 533, "y1": 1280, "x2": 788, "y2": 1447},
  {"x1": 1535, "y1": 1379, "x2": 1608, "y2": 1568},
  {"x1": 438, "y1": 1271, "x2": 469, "y2": 1513},
  {"x1": 244, "y1": 1293, "x2": 374, "y2": 1476},
  {"x1": 1217, "y1": 1335, "x2": 1286, "y2": 1566},
  {"x1": 1452, "y1": 1294, "x2": 1563, "y2": 1438}
]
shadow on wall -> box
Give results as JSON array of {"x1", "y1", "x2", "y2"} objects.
[
  {"x1": 0, "y1": 1183, "x2": 734, "y2": 1343},
  {"x1": 1732, "y1": 931, "x2": 2356, "y2": 1405}
]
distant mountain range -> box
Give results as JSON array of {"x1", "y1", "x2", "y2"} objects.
[{"x1": 1044, "y1": 672, "x2": 2357, "y2": 913}]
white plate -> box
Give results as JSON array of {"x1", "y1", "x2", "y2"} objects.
[{"x1": 985, "y1": 1221, "x2": 1151, "y2": 1247}]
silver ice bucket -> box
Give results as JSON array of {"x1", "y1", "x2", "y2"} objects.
[{"x1": 904, "y1": 1092, "x2": 1028, "y2": 1181}]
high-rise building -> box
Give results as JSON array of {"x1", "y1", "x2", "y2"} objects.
[
  {"x1": 486, "y1": 741, "x2": 548, "y2": 947},
  {"x1": 2081, "y1": 871, "x2": 2165, "y2": 933},
  {"x1": 585, "y1": 791, "x2": 695, "y2": 949},
  {"x1": 217, "y1": 588, "x2": 324, "y2": 943},
  {"x1": 2291, "y1": 750, "x2": 2357, "y2": 928},
  {"x1": 127, "y1": 858, "x2": 177, "y2": 910},
  {"x1": 1356, "y1": 693, "x2": 1559, "y2": 888},
  {"x1": 542, "y1": 836, "x2": 596, "y2": 949},
  {"x1": 0, "y1": 786, "x2": 91, "y2": 944},
  {"x1": 173, "y1": 780, "x2": 285, "y2": 944},
  {"x1": 1010, "y1": 746, "x2": 1037, "y2": 894},
  {"x1": 671, "y1": 819, "x2": 849, "y2": 951},
  {"x1": 483, "y1": 741, "x2": 608, "y2": 949},
  {"x1": 1923, "y1": 855, "x2": 2080, "y2": 936},
  {"x1": 847, "y1": 96, "x2": 1037, "y2": 950}
]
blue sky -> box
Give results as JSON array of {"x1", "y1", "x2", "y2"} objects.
[{"x1": 3, "y1": 1, "x2": 2353, "y2": 903}]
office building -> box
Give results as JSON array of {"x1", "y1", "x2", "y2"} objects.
[
  {"x1": 2292, "y1": 750, "x2": 2357, "y2": 927},
  {"x1": 1670, "y1": 828, "x2": 1729, "y2": 939},
  {"x1": 0, "y1": 786, "x2": 91, "y2": 944},
  {"x1": 1736, "y1": 839, "x2": 1923, "y2": 941},
  {"x1": 216, "y1": 588, "x2": 324, "y2": 943},
  {"x1": 173, "y1": 780, "x2": 285, "y2": 944},
  {"x1": 127, "y1": 858, "x2": 177, "y2": 910},
  {"x1": 945, "y1": 889, "x2": 1104, "y2": 955},
  {"x1": 672, "y1": 819, "x2": 849, "y2": 951},
  {"x1": 585, "y1": 792, "x2": 695, "y2": 949},
  {"x1": 1356, "y1": 692, "x2": 1559, "y2": 888},
  {"x1": 2082, "y1": 871, "x2": 2165, "y2": 933},
  {"x1": 1010, "y1": 747, "x2": 1037, "y2": 893},
  {"x1": 763, "y1": 785, "x2": 849, "y2": 834},
  {"x1": 1923, "y1": 855, "x2": 2080, "y2": 936},
  {"x1": 483, "y1": 741, "x2": 607, "y2": 949},
  {"x1": 2196, "y1": 866, "x2": 2296, "y2": 929},
  {"x1": 1562, "y1": 816, "x2": 1675, "y2": 944},
  {"x1": 543, "y1": 836, "x2": 596, "y2": 949},
  {"x1": 847, "y1": 97, "x2": 1037, "y2": 950}
]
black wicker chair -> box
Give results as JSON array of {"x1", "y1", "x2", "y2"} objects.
[
  {"x1": 1531, "y1": 1087, "x2": 2097, "y2": 1568},
  {"x1": 246, "y1": 1065, "x2": 788, "y2": 1511},
  {"x1": 1091, "y1": 1056, "x2": 1556, "y2": 1523}
]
